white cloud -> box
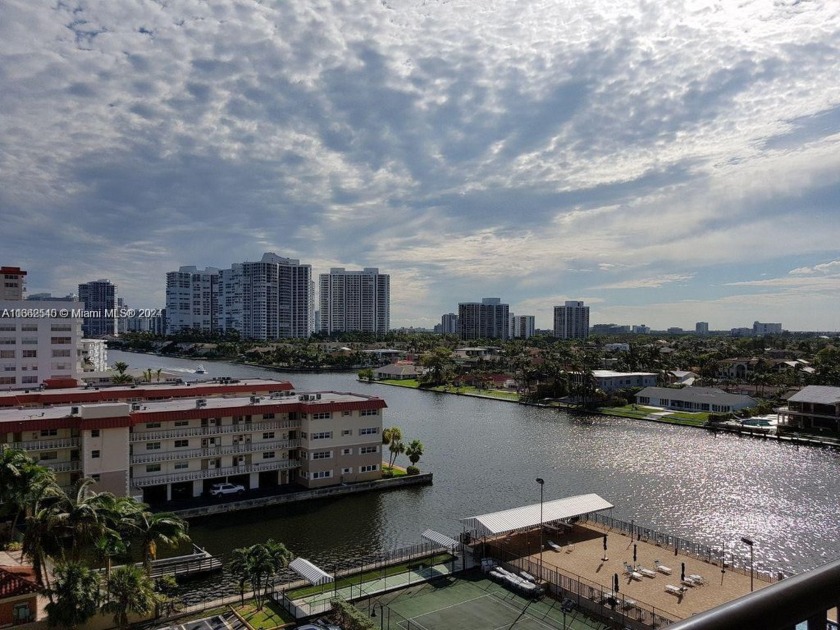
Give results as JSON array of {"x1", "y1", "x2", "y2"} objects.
[{"x1": 1, "y1": 0, "x2": 839, "y2": 329}]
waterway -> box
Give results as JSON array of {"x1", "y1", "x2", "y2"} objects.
[{"x1": 110, "y1": 350, "x2": 840, "y2": 580}]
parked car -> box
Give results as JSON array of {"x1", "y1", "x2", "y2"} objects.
[{"x1": 208, "y1": 482, "x2": 245, "y2": 497}]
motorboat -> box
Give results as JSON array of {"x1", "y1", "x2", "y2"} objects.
[{"x1": 195, "y1": 364, "x2": 206, "y2": 374}]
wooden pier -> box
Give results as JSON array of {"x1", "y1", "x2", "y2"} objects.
[{"x1": 148, "y1": 545, "x2": 223, "y2": 580}]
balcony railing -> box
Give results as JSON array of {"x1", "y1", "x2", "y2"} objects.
[
  {"x1": 6, "y1": 438, "x2": 80, "y2": 451},
  {"x1": 131, "y1": 459, "x2": 299, "y2": 487},
  {"x1": 130, "y1": 439, "x2": 301, "y2": 464},
  {"x1": 129, "y1": 420, "x2": 300, "y2": 442},
  {"x1": 42, "y1": 460, "x2": 82, "y2": 473}
]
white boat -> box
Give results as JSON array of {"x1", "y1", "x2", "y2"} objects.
[{"x1": 195, "y1": 364, "x2": 206, "y2": 374}]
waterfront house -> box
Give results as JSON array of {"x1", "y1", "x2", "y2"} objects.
[
  {"x1": 635, "y1": 386, "x2": 756, "y2": 413},
  {"x1": 374, "y1": 363, "x2": 425, "y2": 380},
  {"x1": 776, "y1": 385, "x2": 840, "y2": 434}
]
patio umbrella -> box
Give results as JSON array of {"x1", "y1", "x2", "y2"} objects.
[
  {"x1": 603, "y1": 535, "x2": 608, "y2": 551},
  {"x1": 613, "y1": 573, "x2": 619, "y2": 593},
  {"x1": 681, "y1": 562, "x2": 686, "y2": 581},
  {"x1": 633, "y1": 544, "x2": 637, "y2": 563}
]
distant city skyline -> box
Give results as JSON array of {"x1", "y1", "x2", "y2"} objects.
[{"x1": 2, "y1": 2, "x2": 839, "y2": 332}]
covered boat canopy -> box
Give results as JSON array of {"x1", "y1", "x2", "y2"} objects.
[
  {"x1": 421, "y1": 529, "x2": 460, "y2": 551},
  {"x1": 289, "y1": 558, "x2": 333, "y2": 585},
  {"x1": 461, "y1": 493, "x2": 613, "y2": 538}
]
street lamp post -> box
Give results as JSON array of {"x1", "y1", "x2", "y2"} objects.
[
  {"x1": 536, "y1": 478, "x2": 545, "y2": 577},
  {"x1": 741, "y1": 537, "x2": 755, "y2": 592}
]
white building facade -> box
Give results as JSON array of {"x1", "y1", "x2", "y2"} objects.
[
  {"x1": 165, "y1": 266, "x2": 220, "y2": 335},
  {"x1": 319, "y1": 268, "x2": 390, "y2": 336},
  {"x1": 554, "y1": 301, "x2": 590, "y2": 340}
]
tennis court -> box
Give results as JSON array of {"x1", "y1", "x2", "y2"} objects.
[{"x1": 366, "y1": 575, "x2": 608, "y2": 630}]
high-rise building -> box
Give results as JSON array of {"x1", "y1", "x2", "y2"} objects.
[
  {"x1": 77, "y1": 279, "x2": 118, "y2": 337},
  {"x1": 553, "y1": 300, "x2": 589, "y2": 340},
  {"x1": 1, "y1": 266, "x2": 84, "y2": 388},
  {"x1": 440, "y1": 313, "x2": 458, "y2": 335},
  {"x1": 219, "y1": 253, "x2": 312, "y2": 340},
  {"x1": 753, "y1": 321, "x2": 782, "y2": 336},
  {"x1": 1, "y1": 266, "x2": 26, "y2": 300},
  {"x1": 458, "y1": 298, "x2": 509, "y2": 340},
  {"x1": 319, "y1": 268, "x2": 390, "y2": 335},
  {"x1": 165, "y1": 266, "x2": 220, "y2": 335},
  {"x1": 696, "y1": 322, "x2": 709, "y2": 335},
  {"x1": 510, "y1": 315, "x2": 536, "y2": 339}
]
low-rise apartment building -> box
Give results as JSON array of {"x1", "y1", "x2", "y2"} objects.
[
  {"x1": 635, "y1": 386, "x2": 756, "y2": 413},
  {"x1": 0, "y1": 381, "x2": 386, "y2": 505}
]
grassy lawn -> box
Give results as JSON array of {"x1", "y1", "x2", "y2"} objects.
[
  {"x1": 285, "y1": 553, "x2": 455, "y2": 600},
  {"x1": 377, "y1": 379, "x2": 521, "y2": 402},
  {"x1": 600, "y1": 405, "x2": 709, "y2": 426},
  {"x1": 381, "y1": 464, "x2": 407, "y2": 478},
  {"x1": 234, "y1": 599, "x2": 296, "y2": 628}
]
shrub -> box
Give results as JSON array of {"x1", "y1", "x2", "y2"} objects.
[{"x1": 406, "y1": 466, "x2": 420, "y2": 476}]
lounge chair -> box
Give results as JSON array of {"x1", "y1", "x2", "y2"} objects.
[
  {"x1": 681, "y1": 577, "x2": 696, "y2": 587},
  {"x1": 654, "y1": 560, "x2": 672, "y2": 575},
  {"x1": 689, "y1": 574, "x2": 706, "y2": 585},
  {"x1": 665, "y1": 584, "x2": 685, "y2": 595},
  {"x1": 637, "y1": 566, "x2": 657, "y2": 578},
  {"x1": 547, "y1": 540, "x2": 562, "y2": 552},
  {"x1": 623, "y1": 563, "x2": 643, "y2": 581}
]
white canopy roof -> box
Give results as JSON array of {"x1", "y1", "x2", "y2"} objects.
[
  {"x1": 421, "y1": 529, "x2": 460, "y2": 550},
  {"x1": 461, "y1": 493, "x2": 613, "y2": 537},
  {"x1": 289, "y1": 558, "x2": 333, "y2": 585}
]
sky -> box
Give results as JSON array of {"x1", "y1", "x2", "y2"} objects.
[{"x1": 1, "y1": 0, "x2": 839, "y2": 332}]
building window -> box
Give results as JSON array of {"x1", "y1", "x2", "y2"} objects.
[
  {"x1": 21, "y1": 375, "x2": 37, "y2": 384},
  {"x1": 146, "y1": 422, "x2": 161, "y2": 429},
  {"x1": 21, "y1": 325, "x2": 38, "y2": 332},
  {"x1": 360, "y1": 464, "x2": 379, "y2": 472},
  {"x1": 359, "y1": 446, "x2": 378, "y2": 454},
  {"x1": 22, "y1": 349, "x2": 36, "y2": 358},
  {"x1": 312, "y1": 412, "x2": 331, "y2": 420},
  {"x1": 262, "y1": 451, "x2": 276, "y2": 459},
  {"x1": 263, "y1": 413, "x2": 275, "y2": 419},
  {"x1": 342, "y1": 467, "x2": 352, "y2": 474},
  {"x1": 361, "y1": 409, "x2": 378, "y2": 416},
  {"x1": 342, "y1": 429, "x2": 352, "y2": 436},
  {"x1": 342, "y1": 410, "x2": 352, "y2": 416},
  {"x1": 174, "y1": 440, "x2": 188, "y2": 448},
  {"x1": 311, "y1": 431, "x2": 332, "y2": 440},
  {"x1": 262, "y1": 431, "x2": 275, "y2": 440},
  {"x1": 0, "y1": 377, "x2": 15, "y2": 385},
  {"x1": 342, "y1": 448, "x2": 352, "y2": 455},
  {"x1": 174, "y1": 420, "x2": 189, "y2": 427},
  {"x1": 174, "y1": 462, "x2": 188, "y2": 470},
  {"x1": 52, "y1": 349, "x2": 71, "y2": 357},
  {"x1": 311, "y1": 470, "x2": 333, "y2": 479},
  {"x1": 39, "y1": 451, "x2": 58, "y2": 461},
  {"x1": 40, "y1": 429, "x2": 58, "y2": 437},
  {"x1": 146, "y1": 442, "x2": 161, "y2": 450},
  {"x1": 146, "y1": 464, "x2": 161, "y2": 473},
  {"x1": 312, "y1": 451, "x2": 332, "y2": 460},
  {"x1": 359, "y1": 427, "x2": 378, "y2": 435},
  {"x1": 91, "y1": 429, "x2": 100, "y2": 437},
  {"x1": 50, "y1": 337, "x2": 72, "y2": 344},
  {"x1": 92, "y1": 450, "x2": 100, "y2": 459},
  {"x1": 0, "y1": 350, "x2": 13, "y2": 358}
]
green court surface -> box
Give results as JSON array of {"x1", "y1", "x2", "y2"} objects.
[{"x1": 367, "y1": 575, "x2": 608, "y2": 630}]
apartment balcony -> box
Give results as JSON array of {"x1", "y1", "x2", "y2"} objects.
[
  {"x1": 7, "y1": 437, "x2": 80, "y2": 452},
  {"x1": 131, "y1": 459, "x2": 299, "y2": 487},
  {"x1": 42, "y1": 460, "x2": 82, "y2": 473},
  {"x1": 129, "y1": 420, "x2": 300, "y2": 442},
  {"x1": 130, "y1": 439, "x2": 301, "y2": 464}
]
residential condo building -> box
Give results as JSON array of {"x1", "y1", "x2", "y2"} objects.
[
  {"x1": 0, "y1": 379, "x2": 386, "y2": 502},
  {"x1": 78, "y1": 279, "x2": 118, "y2": 338},
  {"x1": 319, "y1": 268, "x2": 390, "y2": 336},
  {"x1": 458, "y1": 298, "x2": 509, "y2": 340},
  {"x1": 165, "y1": 266, "x2": 220, "y2": 335},
  {"x1": 553, "y1": 300, "x2": 589, "y2": 340},
  {"x1": 510, "y1": 315, "x2": 536, "y2": 339}
]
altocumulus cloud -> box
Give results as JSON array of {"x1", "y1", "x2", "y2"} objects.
[{"x1": 1, "y1": 0, "x2": 839, "y2": 330}]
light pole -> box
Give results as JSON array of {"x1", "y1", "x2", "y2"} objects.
[
  {"x1": 536, "y1": 478, "x2": 545, "y2": 577},
  {"x1": 741, "y1": 537, "x2": 754, "y2": 592}
]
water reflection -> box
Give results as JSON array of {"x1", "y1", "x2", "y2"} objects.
[{"x1": 111, "y1": 351, "x2": 840, "y2": 577}]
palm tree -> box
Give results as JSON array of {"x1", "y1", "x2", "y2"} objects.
[
  {"x1": 405, "y1": 439, "x2": 424, "y2": 472},
  {"x1": 132, "y1": 509, "x2": 190, "y2": 574},
  {"x1": 51, "y1": 478, "x2": 115, "y2": 559},
  {"x1": 102, "y1": 564, "x2": 159, "y2": 629},
  {"x1": 382, "y1": 426, "x2": 404, "y2": 472},
  {"x1": 229, "y1": 546, "x2": 252, "y2": 605},
  {"x1": 45, "y1": 560, "x2": 102, "y2": 628},
  {"x1": 0, "y1": 447, "x2": 55, "y2": 544},
  {"x1": 111, "y1": 361, "x2": 133, "y2": 385}
]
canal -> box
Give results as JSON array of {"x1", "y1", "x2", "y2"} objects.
[{"x1": 110, "y1": 350, "x2": 840, "y2": 579}]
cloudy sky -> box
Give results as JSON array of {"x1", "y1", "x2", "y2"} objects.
[{"x1": 2, "y1": 0, "x2": 839, "y2": 332}]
